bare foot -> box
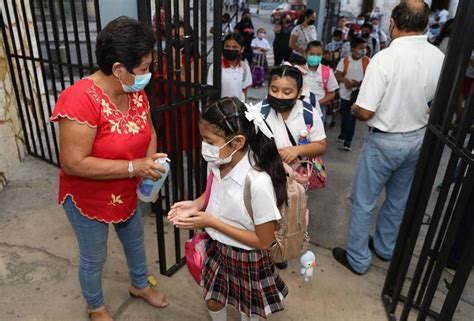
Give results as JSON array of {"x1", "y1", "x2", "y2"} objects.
[{"x1": 128, "y1": 284, "x2": 169, "y2": 308}]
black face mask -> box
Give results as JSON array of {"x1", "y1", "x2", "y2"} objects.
[
  {"x1": 243, "y1": 16, "x2": 251, "y2": 22},
  {"x1": 267, "y1": 95, "x2": 297, "y2": 113},
  {"x1": 174, "y1": 39, "x2": 185, "y2": 49},
  {"x1": 361, "y1": 32, "x2": 370, "y2": 39},
  {"x1": 223, "y1": 49, "x2": 240, "y2": 61},
  {"x1": 308, "y1": 19, "x2": 315, "y2": 25}
]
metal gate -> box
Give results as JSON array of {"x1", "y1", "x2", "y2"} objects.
[
  {"x1": 1, "y1": 0, "x2": 223, "y2": 276},
  {"x1": 381, "y1": 0, "x2": 474, "y2": 320}
]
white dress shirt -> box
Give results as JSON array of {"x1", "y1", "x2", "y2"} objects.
[
  {"x1": 356, "y1": 35, "x2": 444, "y2": 132},
  {"x1": 260, "y1": 100, "x2": 326, "y2": 149},
  {"x1": 303, "y1": 65, "x2": 339, "y2": 101},
  {"x1": 336, "y1": 55, "x2": 366, "y2": 101},
  {"x1": 207, "y1": 59, "x2": 252, "y2": 102},
  {"x1": 205, "y1": 152, "x2": 281, "y2": 250}
]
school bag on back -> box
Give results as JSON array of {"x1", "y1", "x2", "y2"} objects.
[{"x1": 243, "y1": 163, "x2": 309, "y2": 263}]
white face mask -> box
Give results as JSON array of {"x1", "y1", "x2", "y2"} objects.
[{"x1": 201, "y1": 137, "x2": 238, "y2": 167}]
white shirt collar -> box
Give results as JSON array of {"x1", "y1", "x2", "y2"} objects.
[
  {"x1": 390, "y1": 35, "x2": 428, "y2": 47},
  {"x1": 211, "y1": 151, "x2": 251, "y2": 186}
]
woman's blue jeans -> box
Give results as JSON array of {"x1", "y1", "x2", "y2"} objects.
[{"x1": 63, "y1": 196, "x2": 149, "y2": 309}]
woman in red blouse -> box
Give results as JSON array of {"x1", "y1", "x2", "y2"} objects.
[{"x1": 51, "y1": 17, "x2": 168, "y2": 321}]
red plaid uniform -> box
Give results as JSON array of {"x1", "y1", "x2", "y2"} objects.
[{"x1": 202, "y1": 239, "x2": 288, "y2": 319}]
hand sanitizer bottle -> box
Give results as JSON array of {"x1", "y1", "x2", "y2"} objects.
[{"x1": 137, "y1": 157, "x2": 171, "y2": 203}]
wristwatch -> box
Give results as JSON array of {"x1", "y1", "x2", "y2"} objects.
[{"x1": 128, "y1": 161, "x2": 134, "y2": 178}]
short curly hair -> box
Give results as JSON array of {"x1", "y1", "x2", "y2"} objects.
[{"x1": 96, "y1": 16, "x2": 155, "y2": 75}]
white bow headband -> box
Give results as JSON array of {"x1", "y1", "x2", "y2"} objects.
[{"x1": 244, "y1": 102, "x2": 274, "y2": 140}]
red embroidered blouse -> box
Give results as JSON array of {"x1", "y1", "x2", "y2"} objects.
[{"x1": 50, "y1": 78, "x2": 152, "y2": 223}]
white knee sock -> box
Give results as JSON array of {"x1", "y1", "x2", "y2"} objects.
[
  {"x1": 209, "y1": 307, "x2": 227, "y2": 321},
  {"x1": 240, "y1": 312, "x2": 260, "y2": 321}
]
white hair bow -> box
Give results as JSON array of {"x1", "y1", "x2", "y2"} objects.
[{"x1": 244, "y1": 102, "x2": 274, "y2": 139}]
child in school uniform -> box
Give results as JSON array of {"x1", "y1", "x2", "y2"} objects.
[
  {"x1": 260, "y1": 65, "x2": 327, "y2": 165},
  {"x1": 207, "y1": 33, "x2": 252, "y2": 102},
  {"x1": 168, "y1": 97, "x2": 288, "y2": 321},
  {"x1": 251, "y1": 28, "x2": 271, "y2": 66}
]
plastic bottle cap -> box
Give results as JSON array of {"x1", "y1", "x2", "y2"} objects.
[
  {"x1": 156, "y1": 157, "x2": 171, "y2": 164},
  {"x1": 299, "y1": 129, "x2": 309, "y2": 137}
]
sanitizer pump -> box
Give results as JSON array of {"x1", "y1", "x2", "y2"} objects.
[{"x1": 137, "y1": 157, "x2": 170, "y2": 203}]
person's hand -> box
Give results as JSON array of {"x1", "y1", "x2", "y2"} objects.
[
  {"x1": 279, "y1": 147, "x2": 299, "y2": 164},
  {"x1": 343, "y1": 78, "x2": 354, "y2": 89},
  {"x1": 168, "y1": 200, "x2": 201, "y2": 222},
  {"x1": 351, "y1": 104, "x2": 359, "y2": 115},
  {"x1": 133, "y1": 153, "x2": 167, "y2": 180},
  {"x1": 173, "y1": 211, "x2": 216, "y2": 230}
]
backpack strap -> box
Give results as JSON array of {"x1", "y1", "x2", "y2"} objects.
[
  {"x1": 342, "y1": 57, "x2": 349, "y2": 76},
  {"x1": 301, "y1": 100, "x2": 314, "y2": 127},
  {"x1": 362, "y1": 56, "x2": 370, "y2": 74},
  {"x1": 261, "y1": 99, "x2": 271, "y2": 119},
  {"x1": 202, "y1": 171, "x2": 214, "y2": 210},
  {"x1": 309, "y1": 92, "x2": 317, "y2": 109},
  {"x1": 321, "y1": 65, "x2": 330, "y2": 93}
]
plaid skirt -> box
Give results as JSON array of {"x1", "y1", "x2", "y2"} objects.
[{"x1": 201, "y1": 239, "x2": 288, "y2": 319}]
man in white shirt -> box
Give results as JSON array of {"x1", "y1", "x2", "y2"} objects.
[
  {"x1": 333, "y1": 1, "x2": 445, "y2": 275},
  {"x1": 335, "y1": 37, "x2": 369, "y2": 150}
]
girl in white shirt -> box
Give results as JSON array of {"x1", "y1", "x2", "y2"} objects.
[
  {"x1": 261, "y1": 65, "x2": 327, "y2": 164},
  {"x1": 168, "y1": 97, "x2": 288, "y2": 321},
  {"x1": 207, "y1": 33, "x2": 252, "y2": 102}
]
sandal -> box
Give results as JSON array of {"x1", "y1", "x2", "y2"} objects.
[
  {"x1": 128, "y1": 284, "x2": 169, "y2": 308},
  {"x1": 87, "y1": 305, "x2": 113, "y2": 321}
]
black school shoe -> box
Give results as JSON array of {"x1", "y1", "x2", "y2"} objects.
[
  {"x1": 332, "y1": 247, "x2": 364, "y2": 275},
  {"x1": 274, "y1": 261, "x2": 288, "y2": 270},
  {"x1": 368, "y1": 236, "x2": 391, "y2": 262}
]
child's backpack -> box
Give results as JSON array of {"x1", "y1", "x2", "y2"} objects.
[
  {"x1": 243, "y1": 163, "x2": 309, "y2": 263},
  {"x1": 251, "y1": 53, "x2": 265, "y2": 87}
]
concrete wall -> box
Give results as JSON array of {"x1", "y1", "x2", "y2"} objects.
[
  {"x1": 0, "y1": 38, "x2": 25, "y2": 192},
  {"x1": 0, "y1": 0, "x2": 38, "y2": 192}
]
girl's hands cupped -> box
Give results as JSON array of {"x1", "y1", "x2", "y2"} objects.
[
  {"x1": 172, "y1": 211, "x2": 216, "y2": 230},
  {"x1": 167, "y1": 200, "x2": 201, "y2": 223}
]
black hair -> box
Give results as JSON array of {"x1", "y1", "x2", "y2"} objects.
[
  {"x1": 306, "y1": 40, "x2": 322, "y2": 52},
  {"x1": 201, "y1": 97, "x2": 287, "y2": 208},
  {"x1": 351, "y1": 37, "x2": 367, "y2": 49},
  {"x1": 287, "y1": 55, "x2": 307, "y2": 66},
  {"x1": 297, "y1": 9, "x2": 315, "y2": 25},
  {"x1": 222, "y1": 13, "x2": 231, "y2": 21},
  {"x1": 332, "y1": 29, "x2": 343, "y2": 38},
  {"x1": 361, "y1": 22, "x2": 373, "y2": 32},
  {"x1": 96, "y1": 16, "x2": 155, "y2": 75},
  {"x1": 370, "y1": 17, "x2": 379, "y2": 23},
  {"x1": 269, "y1": 65, "x2": 303, "y2": 92},
  {"x1": 279, "y1": 14, "x2": 292, "y2": 25},
  {"x1": 223, "y1": 32, "x2": 244, "y2": 48},
  {"x1": 432, "y1": 19, "x2": 454, "y2": 47},
  {"x1": 170, "y1": 20, "x2": 198, "y2": 56},
  {"x1": 391, "y1": 1, "x2": 430, "y2": 33}
]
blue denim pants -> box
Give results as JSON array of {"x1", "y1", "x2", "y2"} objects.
[
  {"x1": 339, "y1": 99, "x2": 356, "y2": 144},
  {"x1": 63, "y1": 196, "x2": 149, "y2": 309},
  {"x1": 346, "y1": 128, "x2": 425, "y2": 273}
]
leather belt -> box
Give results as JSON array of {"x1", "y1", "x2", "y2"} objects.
[{"x1": 368, "y1": 127, "x2": 387, "y2": 134}]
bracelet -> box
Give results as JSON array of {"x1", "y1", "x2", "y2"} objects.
[{"x1": 127, "y1": 161, "x2": 134, "y2": 179}]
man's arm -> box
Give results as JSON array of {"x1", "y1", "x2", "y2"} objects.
[{"x1": 351, "y1": 104, "x2": 375, "y2": 121}]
